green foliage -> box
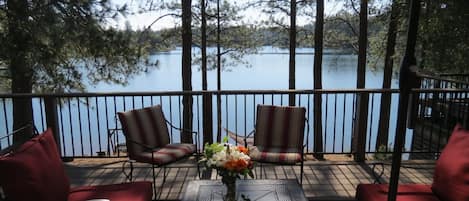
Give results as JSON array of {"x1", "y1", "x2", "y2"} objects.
[
  {"x1": 203, "y1": 142, "x2": 224, "y2": 158},
  {"x1": 419, "y1": 1, "x2": 469, "y2": 74},
  {"x1": 373, "y1": 144, "x2": 393, "y2": 160},
  {"x1": 0, "y1": 0, "x2": 156, "y2": 93}
]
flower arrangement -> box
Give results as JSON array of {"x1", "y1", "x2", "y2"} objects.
[{"x1": 202, "y1": 137, "x2": 254, "y2": 201}]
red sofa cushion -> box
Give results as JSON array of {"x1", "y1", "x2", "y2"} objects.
[
  {"x1": 68, "y1": 181, "x2": 153, "y2": 201},
  {"x1": 0, "y1": 129, "x2": 70, "y2": 201},
  {"x1": 431, "y1": 124, "x2": 469, "y2": 201},
  {"x1": 356, "y1": 184, "x2": 440, "y2": 201}
]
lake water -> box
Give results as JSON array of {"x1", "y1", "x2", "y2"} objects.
[{"x1": 90, "y1": 47, "x2": 399, "y2": 92}]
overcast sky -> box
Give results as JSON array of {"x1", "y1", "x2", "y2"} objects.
[{"x1": 110, "y1": 0, "x2": 351, "y2": 30}]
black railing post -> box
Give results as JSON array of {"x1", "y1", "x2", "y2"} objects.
[
  {"x1": 44, "y1": 96, "x2": 61, "y2": 156},
  {"x1": 407, "y1": 75, "x2": 421, "y2": 129},
  {"x1": 388, "y1": 0, "x2": 420, "y2": 200},
  {"x1": 202, "y1": 92, "x2": 213, "y2": 146}
]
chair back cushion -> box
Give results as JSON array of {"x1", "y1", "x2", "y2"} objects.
[
  {"x1": 254, "y1": 105, "x2": 306, "y2": 152},
  {"x1": 0, "y1": 129, "x2": 70, "y2": 201},
  {"x1": 118, "y1": 105, "x2": 170, "y2": 159},
  {"x1": 431, "y1": 124, "x2": 469, "y2": 201}
]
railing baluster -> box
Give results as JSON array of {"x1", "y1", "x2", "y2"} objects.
[
  {"x1": 196, "y1": 95, "x2": 201, "y2": 149},
  {"x1": 67, "y1": 98, "x2": 75, "y2": 157},
  {"x1": 244, "y1": 94, "x2": 247, "y2": 139},
  {"x1": 225, "y1": 94, "x2": 229, "y2": 140},
  {"x1": 333, "y1": 93, "x2": 337, "y2": 153},
  {"x1": 104, "y1": 96, "x2": 110, "y2": 156},
  {"x1": 141, "y1": 96, "x2": 144, "y2": 108},
  {"x1": 368, "y1": 93, "x2": 375, "y2": 152},
  {"x1": 253, "y1": 95, "x2": 256, "y2": 126},
  {"x1": 86, "y1": 97, "x2": 93, "y2": 156},
  {"x1": 169, "y1": 96, "x2": 173, "y2": 142},
  {"x1": 59, "y1": 98, "x2": 66, "y2": 156},
  {"x1": 2, "y1": 98, "x2": 10, "y2": 146},
  {"x1": 235, "y1": 95, "x2": 238, "y2": 141},
  {"x1": 324, "y1": 94, "x2": 329, "y2": 153},
  {"x1": 95, "y1": 97, "x2": 102, "y2": 154},
  {"x1": 77, "y1": 97, "x2": 84, "y2": 156},
  {"x1": 342, "y1": 94, "x2": 347, "y2": 153},
  {"x1": 39, "y1": 97, "x2": 45, "y2": 130}
]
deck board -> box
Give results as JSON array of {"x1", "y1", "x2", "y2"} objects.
[{"x1": 64, "y1": 157, "x2": 435, "y2": 201}]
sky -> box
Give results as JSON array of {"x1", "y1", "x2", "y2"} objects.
[{"x1": 110, "y1": 0, "x2": 348, "y2": 31}]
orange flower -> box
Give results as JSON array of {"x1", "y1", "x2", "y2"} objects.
[
  {"x1": 235, "y1": 159, "x2": 248, "y2": 171},
  {"x1": 237, "y1": 146, "x2": 249, "y2": 154},
  {"x1": 224, "y1": 159, "x2": 249, "y2": 172}
]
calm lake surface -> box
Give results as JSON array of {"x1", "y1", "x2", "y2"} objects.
[
  {"x1": 90, "y1": 47, "x2": 399, "y2": 92},
  {"x1": 2, "y1": 47, "x2": 414, "y2": 157}
]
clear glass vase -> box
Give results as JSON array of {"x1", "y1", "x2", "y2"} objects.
[{"x1": 222, "y1": 175, "x2": 237, "y2": 201}]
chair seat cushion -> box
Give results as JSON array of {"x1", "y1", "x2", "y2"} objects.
[
  {"x1": 134, "y1": 143, "x2": 196, "y2": 165},
  {"x1": 248, "y1": 146, "x2": 302, "y2": 164},
  {"x1": 356, "y1": 184, "x2": 440, "y2": 201},
  {"x1": 68, "y1": 181, "x2": 153, "y2": 201},
  {"x1": 0, "y1": 129, "x2": 70, "y2": 201}
]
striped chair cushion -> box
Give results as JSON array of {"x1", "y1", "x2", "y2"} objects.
[
  {"x1": 134, "y1": 143, "x2": 196, "y2": 165},
  {"x1": 254, "y1": 105, "x2": 306, "y2": 151},
  {"x1": 117, "y1": 105, "x2": 170, "y2": 161},
  {"x1": 248, "y1": 145, "x2": 302, "y2": 164}
]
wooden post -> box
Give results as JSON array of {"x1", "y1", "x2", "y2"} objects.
[
  {"x1": 44, "y1": 96, "x2": 61, "y2": 156},
  {"x1": 388, "y1": 0, "x2": 420, "y2": 200}
]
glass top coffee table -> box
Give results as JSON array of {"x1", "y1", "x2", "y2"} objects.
[{"x1": 180, "y1": 179, "x2": 307, "y2": 201}]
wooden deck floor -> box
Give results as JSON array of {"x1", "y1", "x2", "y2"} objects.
[{"x1": 64, "y1": 156, "x2": 435, "y2": 201}]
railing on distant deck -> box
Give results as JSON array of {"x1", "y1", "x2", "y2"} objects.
[
  {"x1": 1, "y1": 88, "x2": 468, "y2": 160},
  {"x1": 408, "y1": 72, "x2": 469, "y2": 159}
]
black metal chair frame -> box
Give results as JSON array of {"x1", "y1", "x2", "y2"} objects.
[{"x1": 118, "y1": 118, "x2": 200, "y2": 198}]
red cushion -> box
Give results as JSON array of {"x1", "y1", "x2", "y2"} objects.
[
  {"x1": 0, "y1": 129, "x2": 70, "y2": 201},
  {"x1": 431, "y1": 124, "x2": 469, "y2": 201},
  {"x1": 356, "y1": 184, "x2": 440, "y2": 201},
  {"x1": 68, "y1": 181, "x2": 153, "y2": 201}
]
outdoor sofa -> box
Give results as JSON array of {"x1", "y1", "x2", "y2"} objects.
[{"x1": 355, "y1": 124, "x2": 469, "y2": 201}]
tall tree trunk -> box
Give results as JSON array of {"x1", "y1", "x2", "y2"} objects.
[
  {"x1": 216, "y1": 0, "x2": 222, "y2": 142},
  {"x1": 181, "y1": 0, "x2": 193, "y2": 143},
  {"x1": 313, "y1": 0, "x2": 324, "y2": 160},
  {"x1": 376, "y1": 0, "x2": 400, "y2": 150},
  {"x1": 352, "y1": 0, "x2": 368, "y2": 162},
  {"x1": 201, "y1": 0, "x2": 213, "y2": 145},
  {"x1": 288, "y1": 0, "x2": 296, "y2": 106},
  {"x1": 7, "y1": 0, "x2": 34, "y2": 143}
]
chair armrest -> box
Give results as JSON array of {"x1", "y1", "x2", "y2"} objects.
[
  {"x1": 164, "y1": 119, "x2": 198, "y2": 136},
  {"x1": 246, "y1": 129, "x2": 255, "y2": 138}
]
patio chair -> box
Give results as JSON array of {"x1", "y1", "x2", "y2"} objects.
[
  {"x1": 0, "y1": 125, "x2": 152, "y2": 201},
  {"x1": 117, "y1": 105, "x2": 199, "y2": 196},
  {"x1": 228, "y1": 104, "x2": 307, "y2": 184}
]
